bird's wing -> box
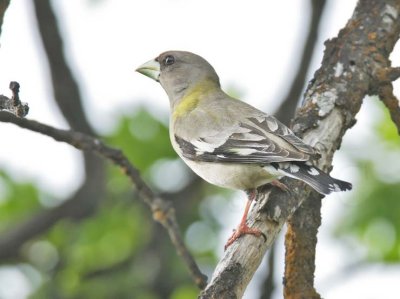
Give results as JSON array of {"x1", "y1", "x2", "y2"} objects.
[{"x1": 174, "y1": 114, "x2": 315, "y2": 164}]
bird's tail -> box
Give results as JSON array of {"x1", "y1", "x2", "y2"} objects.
[{"x1": 272, "y1": 162, "x2": 352, "y2": 195}]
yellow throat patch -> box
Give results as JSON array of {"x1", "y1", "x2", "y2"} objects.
[{"x1": 173, "y1": 79, "x2": 217, "y2": 119}]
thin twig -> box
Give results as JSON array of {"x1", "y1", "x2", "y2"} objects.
[
  {"x1": 0, "y1": 110, "x2": 208, "y2": 289},
  {"x1": 0, "y1": 82, "x2": 29, "y2": 117}
]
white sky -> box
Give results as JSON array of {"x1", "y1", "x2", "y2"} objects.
[{"x1": 0, "y1": 0, "x2": 399, "y2": 298}]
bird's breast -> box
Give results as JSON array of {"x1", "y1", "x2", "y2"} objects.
[{"x1": 180, "y1": 158, "x2": 278, "y2": 190}]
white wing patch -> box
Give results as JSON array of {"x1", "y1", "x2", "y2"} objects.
[
  {"x1": 307, "y1": 167, "x2": 319, "y2": 176},
  {"x1": 267, "y1": 119, "x2": 279, "y2": 131},
  {"x1": 192, "y1": 139, "x2": 216, "y2": 154},
  {"x1": 254, "y1": 115, "x2": 265, "y2": 123},
  {"x1": 329, "y1": 183, "x2": 341, "y2": 192},
  {"x1": 262, "y1": 164, "x2": 283, "y2": 177},
  {"x1": 241, "y1": 132, "x2": 265, "y2": 141},
  {"x1": 229, "y1": 148, "x2": 259, "y2": 156},
  {"x1": 289, "y1": 164, "x2": 300, "y2": 173}
]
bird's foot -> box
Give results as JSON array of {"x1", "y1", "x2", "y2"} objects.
[
  {"x1": 271, "y1": 180, "x2": 289, "y2": 192},
  {"x1": 224, "y1": 222, "x2": 266, "y2": 250}
]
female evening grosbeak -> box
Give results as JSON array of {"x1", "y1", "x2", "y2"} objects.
[{"x1": 136, "y1": 51, "x2": 351, "y2": 249}]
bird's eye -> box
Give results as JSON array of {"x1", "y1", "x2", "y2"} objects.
[{"x1": 164, "y1": 55, "x2": 175, "y2": 66}]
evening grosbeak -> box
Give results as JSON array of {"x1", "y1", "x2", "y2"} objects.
[{"x1": 136, "y1": 51, "x2": 352, "y2": 248}]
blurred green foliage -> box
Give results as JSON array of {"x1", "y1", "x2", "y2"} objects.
[
  {"x1": 0, "y1": 171, "x2": 42, "y2": 232},
  {"x1": 1, "y1": 100, "x2": 399, "y2": 298},
  {"x1": 337, "y1": 101, "x2": 400, "y2": 262},
  {"x1": 106, "y1": 107, "x2": 176, "y2": 171},
  {"x1": 0, "y1": 107, "x2": 224, "y2": 299}
]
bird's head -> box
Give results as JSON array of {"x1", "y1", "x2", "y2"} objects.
[{"x1": 136, "y1": 51, "x2": 220, "y2": 106}]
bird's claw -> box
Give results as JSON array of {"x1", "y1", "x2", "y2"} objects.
[
  {"x1": 271, "y1": 180, "x2": 290, "y2": 192},
  {"x1": 224, "y1": 223, "x2": 266, "y2": 250}
]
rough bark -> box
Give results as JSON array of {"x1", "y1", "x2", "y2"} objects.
[
  {"x1": 376, "y1": 67, "x2": 400, "y2": 133},
  {"x1": 284, "y1": 193, "x2": 322, "y2": 299},
  {"x1": 266, "y1": 1, "x2": 326, "y2": 298},
  {"x1": 200, "y1": 1, "x2": 400, "y2": 298}
]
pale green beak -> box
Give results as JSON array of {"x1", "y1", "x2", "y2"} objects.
[{"x1": 136, "y1": 59, "x2": 160, "y2": 82}]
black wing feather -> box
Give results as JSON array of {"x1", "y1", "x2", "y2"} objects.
[{"x1": 174, "y1": 115, "x2": 314, "y2": 165}]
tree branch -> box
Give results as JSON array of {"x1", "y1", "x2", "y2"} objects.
[
  {"x1": 0, "y1": 0, "x2": 10, "y2": 38},
  {"x1": 31, "y1": 0, "x2": 106, "y2": 212},
  {"x1": 0, "y1": 110, "x2": 207, "y2": 289},
  {"x1": 32, "y1": 0, "x2": 94, "y2": 134},
  {"x1": 269, "y1": 1, "x2": 326, "y2": 297},
  {"x1": 0, "y1": 81, "x2": 29, "y2": 117},
  {"x1": 284, "y1": 193, "x2": 322, "y2": 299},
  {"x1": 200, "y1": 1, "x2": 400, "y2": 298},
  {"x1": 260, "y1": 246, "x2": 276, "y2": 299},
  {"x1": 274, "y1": 0, "x2": 326, "y2": 126},
  {"x1": 375, "y1": 67, "x2": 400, "y2": 133},
  {"x1": 0, "y1": 0, "x2": 108, "y2": 261},
  {"x1": 379, "y1": 84, "x2": 400, "y2": 133}
]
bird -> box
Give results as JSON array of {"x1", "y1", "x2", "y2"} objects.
[{"x1": 136, "y1": 50, "x2": 352, "y2": 249}]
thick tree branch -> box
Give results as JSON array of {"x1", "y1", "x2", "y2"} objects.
[
  {"x1": 270, "y1": 1, "x2": 326, "y2": 297},
  {"x1": 0, "y1": 110, "x2": 207, "y2": 289},
  {"x1": 379, "y1": 84, "x2": 400, "y2": 133},
  {"x1": 200, "y1": 1, "x2": 400, "y2": 298},
  {"x1": 374, "y1": 67, "x2": 400, "y2": 133},
  {"x1": 284, "y1": 193, "x2": 322, "y2": 299}
]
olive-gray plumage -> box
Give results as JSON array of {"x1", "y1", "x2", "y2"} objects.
[
  {"x1": 136, "y1": 50, "x2": 352, "y2": 248},
  {"x1": 137, "y1": 50, "x2": 351, "y2": 194}
]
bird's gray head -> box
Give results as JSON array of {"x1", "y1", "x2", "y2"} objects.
[{"x1": 136, "y1": 51, "x2": 220, "y2": 106}]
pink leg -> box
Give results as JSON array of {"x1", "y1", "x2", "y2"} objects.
[
  {"x1": 271, "y1": 180, "x2": 289, "y2": 192},
  {"x1": 224, "y1": 190, "x2": 266, "y2": 250}
]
